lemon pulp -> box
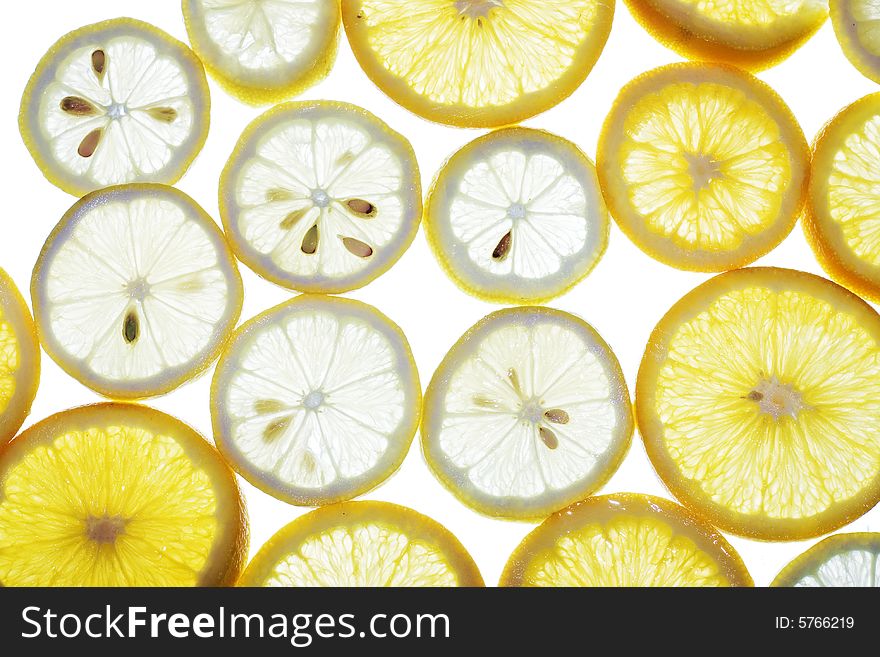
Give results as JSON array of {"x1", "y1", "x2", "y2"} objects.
[
  {"x1": 831, "y1": 0, "x2": 880, "y2": 84},
  {"x1": 0, "y1": 269, "x2": 39, "y2": 443},
  {"x1": 772, "y1": 533, "x2": 880, "y2": 586}
]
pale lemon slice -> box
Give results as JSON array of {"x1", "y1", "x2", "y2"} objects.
[
  {"x1": 625, "y1": 0, "x2": 828, "y2": 70},
  {"x1": 240, "y1": 501, "x2": 483, "y2": 586},
  {"x1": 32, "y1": 184, "x2": 243, "y2": 399},
  {"x1": 598, "y1": 63, "x2": 809, "y2": 272},
  {"x1": 211, "y1": 295, "x2": 420, "y2": 506},
  {"x1": 806, "y1": 93, "x2": 880, "y2": 302},
  {"x1": 425, "y1": 127, "x2": 609, "y2": 304},
  {"x1": 0, "y1": 403, "x2": 247, "y2": 586},
  {"x1": 831, "y1": 0, "x2": 880, "y2": 84},
  {"x1": 182, "y1": 0, "x2": 340, "y2": 105},
  {"x1": 422, "y1": 306, "x2": 633, "y2": 520},
  {"x1": 19, "y1": 18, "x2": 209, "y2": 197},
  {"x1": 219, "y1": 101, "x2": 421, "y2": 293},
  {"x1": 0, "y1": 269, "x2": 39, "y2": 443},
  {"x1": 500, "y1": 494, "x2": 753, "y2": 587},
  {"x1": 638, "y1": 267, "x2": 880, "y2": 541},
  {"x1": 772, "y1": 533, "x2": 880, "y2": 587},
  {"x1": 341, "y1": 0, "x2": 614, "y2": 128}
]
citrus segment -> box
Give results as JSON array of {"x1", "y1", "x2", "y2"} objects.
[
  {"x1": 598, "y1": 63, "x2": 809, "y2": 271},
  {"x1": 182, "y1": 0, "x2": 340, "y2": 105},
  {"x1": 219, "y1": 101, "x2": 421, "y2": 293},
  {"x1": 211, "y1": 295, "x2": 420, "y2": 506},
  {"x1": 422, "y1": 306, "x2": 633, "y2": 520},
  {"x1": 0, "y1": 270, "x2": 39, "y2": 444},
  {"x1": 806, "y1": 93, "x2": 880, "y2": 302},
  {"x1": 240, "y1": 501, "x2": 483, "y2": 586},
  {"x1": 425, "y1": 128, "x2": 609, "y2": 304},
  {"x1": 772, "y1": 533, "x2": 880, "y2": 586},
  {"x1": 0, "y1": 403, "x2": 247, "y2": 586},
  {"x1": 500, "y1": 494, "x2": 753, "y2": 587},
  {"x1": 19, "y1": 18, "x2": 209, "y2": 197},
  {"x1": 638, "y1": 267, "x2": 880, "y2": 540},
  {"x1": 624, "y1": 0, "x2": 828, "y2": 70},
  {"x1": 831, "y1": 0, "x2": 880, "y2": 84},
  {"x1": 32, "y1": 184, "x2": 243, "y2": 399},
  {"x1": 341, "y1": 0, "x2": 614, "y2": 128}
]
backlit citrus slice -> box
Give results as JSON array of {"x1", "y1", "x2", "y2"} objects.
[
  {"x1": 182, "y1": 0, "x2": 340, "y2": 105},
  {"x1": 32, "y1": 184, "x2": 243, "y2": 400},
  {"x1": 806, "y1": 93, "x2": 880, "y2": 302},
  {"x1": 597, "y1": 63, "x2": 809, "y2": 272},
  {"x1": 211, "y1": 295, "x2": 420, "y2": 506},
  {"x1": 425, "y1": 128, "x2": 609, "y2": 304},
  {"x1": 831, "y1": 0, "x2": 880, "y2": 84},
  {"x1": 638, "y1": 267, "x2": 880, "y2": 541},
  {"x1": 19, "y1": 18, "x2": 210, "y2": 197},
  {"x1": 624, "y1": 0, "x2": 828, "y2": 70},
  {"x1": 500, "y1": 494, "x2": 753, "y2": 587},
  {"x1": 0, "y1": 403, "x2": 247, "y2": 586},
  {"x1": 772, "y1": 533, "x2": 880, "y2": 587},
  {"x1": 422, "y1": 306, "x2": 633, "y2": 520},
  {"x1": 219, "y1": 101, "x2": 421, "y2": 293},
  {"x1": 341, "y1": 0, "x2": 614, "y2": 128},
  {"x1": 0, "y1": 269, "x2": 39, "y2": 444},
  {"x1": 240, "y1": 501, "x2": 483, "y2": 586}
]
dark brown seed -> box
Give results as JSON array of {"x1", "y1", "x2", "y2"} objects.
[
  {"x1": 123, "y1": 311, "x2": 139, "y2": 344},
  {"x1": 60, "y1": 96, "x2": 96, "y2": 116},
  {"x1": 301, "y1": 224, "x2": 319, "y2": 254},
  {"x1": 492, "y1": 231, "x2": 512, "y2": 260},
  {"x1": 747, "y1": 391, "x2": 764, "y2": 401},
  {"x1": 279, "y1": 208, "x2": 309, "y2": 230},
  {"x1": 544, "y1": 409, "x2": 570, "y2": 425},
  {"x1": 92, "y1": 50, "x2": 106, "y2": 77},
  {"x1": 77, "y1": 128, "x2": 103, "y2": 158},
  {"x1": 266, "y1": 188, "x2": 293, "y2": 202},
  {"x1": 146, "y1": 107, "x2": 178, "y2": 123},
  {"x1": 507, "y1": 368, "x2": 522, "y2": 396},
  {"x1": 346, "y1": 199, "x2": 376, "y2": 217},
  {"x1": 538, "y1": 427, "x2": 558, "y2": 450},
  {"x1": 254, "y1": 399, "x2": 286, "y2": 415},
  {"x1": 341, "y1": 236, "x2": 373, "y2": 258},
  {"x1": 263, "y1": 416, "x2": 291, "y2": 442}
]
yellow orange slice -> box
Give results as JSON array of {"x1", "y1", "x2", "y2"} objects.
[
  {"x1": 772, "y1": 533, "x2": 880, "y2": 586},
  {"x1": 0, "y1": 269, "x2": 39, "y2": 444}
]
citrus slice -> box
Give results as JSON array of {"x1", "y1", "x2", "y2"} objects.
[
  {"x1": 422, "y1": 306, "x2": 633, "y2": 520},
  {"x1": 31, "y1": 184, "x2": 243, "y2": 400},
  {"x1": 597, "y1": 63, "x2": 809, "y2": 272},
  {"x1": 772, "y1": 533, "x2": 880, "y2": 587},
  {"x1": 806, "y1": 93, "x2": 880, "y2": 303},
  {"x1": 182, "y1": 0, "x2": 340, "y2": 105},
  {"x1": 211, "y1": 295, "x2": 420, "y2": 506},
  {"x1": 831, "y1": 0, "x2": 880, "y2": 84},
  {"x1": 341, "y1": 0, "x2": 614, "y2": 128},
  {"x1": 240, "y1": 501, "x2": 483, "y2": 586},
  {"x1": 0, "y1": 269, "x2": 39, "y2": 444},
  {"x1": 500, "y1": 494, "x2": 753, "y2": 587},
  {"x1": 219, "y1": 101, "x2": 421, "y2": 294},
  {"x1": 638, "y1": 267, "x2": 880, "y2": 541},
  {"x1": 0, "y1": 403, "x2": 247, "y2": 586},
  {"x1": 425, "y1": 127, "x2": 609, "y2": 304},
  {"x1": 19, "y1": 18, "x2": 210, "y2": 197},
  {"x1": 624, "y1": 0, "x2": 828, "y2": 70}
]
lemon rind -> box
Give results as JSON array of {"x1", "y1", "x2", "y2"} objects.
[
  {"x1": 0, "y1": 268, "x2": 40, "y2": 445},
  {"x1": 771, "y1": 532, "x2": 880, "y2": 586}
]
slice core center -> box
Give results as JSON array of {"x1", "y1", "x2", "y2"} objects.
[
  {"x1": 747, "y1": 376, "x2": 806, "y2": 420},
  {"x1": 685, "y1": 152, "x2": 722, "y2": 191},
  {"x1": 85, "y1": 514, "x2": 127, "y2": 544}
]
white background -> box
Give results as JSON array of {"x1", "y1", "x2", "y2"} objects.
[{"x1": 3, "y1": 0, "x2": 878, "y2": 587}]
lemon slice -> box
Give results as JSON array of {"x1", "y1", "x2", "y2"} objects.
[
  {"x1": 0, "y1": 403, "x2": 247, "y2": 586},
  {"x1": 422, "y1": 306, "x2": 633, "y2": 520},
  {"x1": 624, "y1": 0, "x2": 828, "y2": 70},
  {"x1": 32, "y1": 184, "x2": 243, "y2": 400},
  {"x1": 425, "y1": 128, "x2": 609, "y2": 304},
  {"x1": 341, "y1": 0, "x2": 614, "y2": 128},
  {"x1": 597, "y1": 63, "x2": 809, "y2": 272},
  {"x1": 638, "y1": 267, "x2": 880, "y2": 541},
  {"x1": 219, "y1": 101, "x2": 421, "y2": 294},
  {"x1": 772, "y1": 533, "x2": 880, "y2": 587},
  {"x1": 0, "y1": 269, "x2": 39, "y2": 444},
  {"x1": 182, "y1": 0, "x2": 340, "y2": 105},
  {"x1": 831, "y1": 0, "x2": 880, "y2": 84},
  {"x1": 240, "y1": 501, "x2": 483, "y2": 586},
  {"x1": 211, "y1": 295, "x2": 420, "y2": 506},
  {"x1": 19, "y1": 18, "x2": 210, "y2": 197},
  {"x1": 806, "y1": 93, "x2": 880, "y2": 303},
  {"x1": 500, "y1": 494, "x2": 753, "y2": 587}
]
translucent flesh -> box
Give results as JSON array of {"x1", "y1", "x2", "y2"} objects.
[
  {"x1": 789, "y1": 546, "x2": 880, "y2": 586},
  {"x1": 654, "y1": 286, "x2": 880, "y2": 520},
  {"x1": 0, "y1": 312, "x2": 18, "y2": 415},
  {"x1": 0, "y1": 425, "x2": 219, "y2": 586},
  {"x1": 850, "y1": 0, "x2": 880, "y2": 56},
  {"x1": 352, "y1": 0, "x2": 604, "y2": 108},
  {"x1": 619, "y1": 81, "x2": 790, "y2": 251}
]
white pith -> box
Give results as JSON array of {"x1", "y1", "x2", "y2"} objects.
[{"x1": 793, "y1": 547, "x2": 880, "y2": 586}]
